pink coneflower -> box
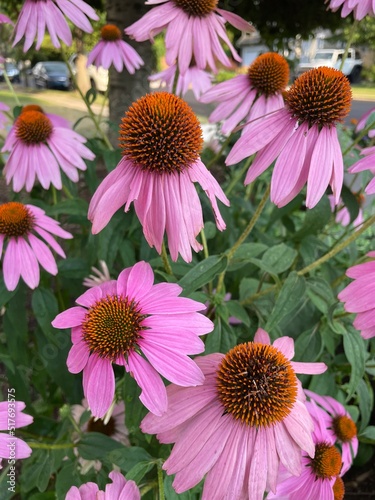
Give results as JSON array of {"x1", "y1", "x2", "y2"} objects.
[
  {"x1": 66, "y1": 470, "x2": 140, "y2": 500},
  {"x1": 0, "y1": 202, "x2": 72, "y2": 291},
  {"x1": 83, "y1": 260, "x2": 111, "y2": 288},
  {"x1": 356, "y1": 105, "x2": 375, "y2": 135},
  {"x1": 2, "y1": 109, "x2": 94, "y2": 192},
  {"x1": 326, "y1": 0, "x2": 375, "y2": 20},
  {"x1": 87, "y1": 24, "x2": 144, "y2": 74},
  {"x1": 201, "y1": 52, "x2": 289, "y2": 135},
  {"x1": 52, "y1": 261, "x2": 214, "y2": 418},
  {"x1": 149, "y1": 64, "x2": 213, "y2": 100},
  {"x1": 71, "y1": 399, "x2": 129, "y2": 473},
  {"x1": 0, "y1": 400, "x2": 33, "y2": 460},
  {"x1": 226, "y1": 67, "x2": 352, "y2": 209},
  {"x1": 0, "y1": 102, "x2": 10, "y2": 129},
  {"x1": 141, "y1": 328, "x2": 327, "y2": 500},
  {"x1": 338, "y1": 251, "x2": 375, "y2": 339},
  {"x1": 88, "y1": 92, "x2": 229, "y2": 263},
  {"x1": 305, "y1": 390, "x2": 358, "y2": 474},
  {"x1": 328, "y1": 194, "x2": 364, "y2": 228},
  {"x1": 268, "y1": 400, "x2": 343, "y2": 500},
  {"x1": 125, "y1": 0, "x2": 253, "y2": 74},
  {"x1": 348, "y1": 147, "x2": 375, "y2": 193},
  {"x1": 13, "y1": 0, "x2": 99, "y2": 51}
]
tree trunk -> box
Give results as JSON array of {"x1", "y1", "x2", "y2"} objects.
[{"x1": 106, "y1": 0, "x2": 155, "y2": 146}]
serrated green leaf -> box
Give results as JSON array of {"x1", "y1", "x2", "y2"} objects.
[
  {"x1": 21, "y1": 450, "x2": 52, "y2": 492},
  {"x1": 266, "y1": 272, "x2": 305, "y2": 332},
  {"x1": 179, "y1": 255, "x2": 228, "y2": 296}
]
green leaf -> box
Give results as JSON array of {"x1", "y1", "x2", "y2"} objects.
[
  {"x1": 306, "y1": 277, "x2": 336, "y2": 314},
  {"x1": 78, "y1": 432, "x2": 124, "y2": 460},
  {"x1": 266, "y1": 194, "x2": 304, "y2": 228},
  {"x1": 55, "y1": 463, "x2": 81, "y2": 499},
  {"x1": 21, "y1": 450, "x2": 53, "y2": 492},
  {"x1": 103, "y1": 149, "x2": 122, "y2": 172},
  {"x1": 359, "y1": 425, "x2": 375, "y2": 443},
  {"x1": 0, "y1": 277, "x2": 17, "y2": 308},
  {"x1": 122, "y1": 373, "x2": 148, "y2": 434},
  {"x1": 108, "y1": 446, "x2": 153, "y2": 473},
  {"x1": 85, "y1": 86, "x2": 97, "y2": 104},
  {"x1": 260, "y1": 244, "x2": 298, "y2": 275},
  {"x1": 47, "y1": 198, "x2": 88, "y2": 217},
  {"x1": 179, "y1": 255, "x2": 228, "y2": 296},
  {"x1": 293, "y1": 196, "x2": 331, "y2": 240},
  {"x1": 343, "y1": 328, "x2": 366, "y2": 400},
  {"x1": 231, "y1": 243, "x2": 268, "y2": 261},
  {"x1": 239, "y1": 278, "x2": 261, "y2": 302},
  {"x1": 294, "y1": 327, "x2": 323, "y2": 362},
  {"x1": 226, "y1": 300, "x2": 250, "y2": 326},
  {"x1": 357, "y1": 378, "x2": 373, "y2": 432},
  {"x1": 32, "y1": 288, "x2": 59, "y2": 341},
  {"x1": 266, "y1": 272, "x2": 306, "y2": 332},
  {"x1": 13, "y1": 105, "x2": 22, "y2": 119},
  {"x1": 341, "y1": 185, "x2": 360, "y2": 223},
  {"x1": 126, "y1": 460, "x2": 155, "y2": 483},
  {"x1": 205, "y1": 317, "x2": 237, "y2": 354}
]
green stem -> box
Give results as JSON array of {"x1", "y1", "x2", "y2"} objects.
[
  {"x1": 157, "y1": 460, "x2": 165, "y2": 500},
  {"x1": 99, "y1": 84, "x2": 109, "y2": 122},
  {"x1": 241, "y1": 212, "x2": 375, "y2": 306},
  {"x1": 3, "y1": 70, "x2": 21, "y2": 106},
  {"x1": 51, "y1": 185, "x2": 58, "y2": 205},
  {"x1": 61, "y1": 49, "x2": 113, "y2": 150},
  {"x1": 200, "y1": 228, "x2": 209, "y2": 259},
  {"x1": 29, "y1": 442, "x2": 75, "y2": 450},
  {"x1": 62, "y1": 185, "x2": 74, "y2": 200},
  {"x1": 225, "y1": 155, "x2": 253, "y2": 197},
  {"x1": 217, "y1": 184, "x2": 270, "y2": 293},
  {"x1": 339, "y1": 20, "x2": 358, "y2": 72},
  {"x1": 172, "y1": 66, "x2": 180, "y2": 95},
  {"x1": 207, "y1": 133, "x2": 233, "y2": 170},
  {"x1": 161, "y1": 241, "x2": 173, "y2": 276}
]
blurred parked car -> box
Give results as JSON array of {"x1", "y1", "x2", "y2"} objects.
[
  {"x1": 0, "y1": 62, "x2": 21, "y2": 83},
  {"x1": 32, "y1": 61, "x2": 71, "y2": 90},
  {"x1": 68, "y1": 54, "x2": 108, "y2": 92}
]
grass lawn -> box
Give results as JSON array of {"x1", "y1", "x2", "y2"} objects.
[{"x1": 351, "y1": 85, "x2": 375, "y2": 100}]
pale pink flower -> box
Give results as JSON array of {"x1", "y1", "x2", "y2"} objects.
[
  {"x1": 305, "y1": 390, "x2": 358, "y2": 474},
  {"x1": 141, "y1": 328, "x2": 327, "y2": 500},
  {"x1": 13, "y1": 0, "x2": 99, "y2": 51},
  {"x1": 52, "y1": 261, "x2": 214, "y2": 418},
  {"x1": 2, "y1": 109, "x2": 95, "y2": 192},
  {"x1": 149, "y1": 64, "x2": 213, "y2": 100},
  {"x1": 66, "y1": 471, "x2": 140, "y2": 500},
  {"x1": 201, "y1": 52, "x2": 289, "y2": 135},
  {"x1": 0, "y1": 202, "x2": 72, "y2": 291},
  {"x1": 328, "y1": 194, "x2": 364, "y2": 228},
  {"x1": 0, "y1": 13, "x2": 13, "y2": 25},
  {"x1": 326, "y1": 0, "x2": 375, "y2": 20},
  {"x1": 125, "y1": 0, "x2": 253, "y2": 74},
  {"x1": 0, "y1": 102, "x2": 10, "y2": 129},
  {"x1": 87, "y1": 24, "x2": 144, "y2": 74},
  {"x1": 83, "y1": 260, "x2": 111, "y2": 288},
  {"x1": 356, "y1": 105, "x2": 375, "y2": 136},
  {"x1": 88, "y1": 92, "x2": 229, "y2": 263},
  {"x1": 267, "y1": 400, "x2": 343, "y2": 500},
  {"x1": 338, "y1": 251, "x2": 375, "y2": 339},
  {"x1": 226, "y1": 67, "x2": 352, "y2": 209},
  {"x1": 348, "y1": 147, "x2": 375, "y2": 193},
  {"x1": 71, "y1": 399, "x2": 129, "y2": 473},
  {"x1": 0, "y1": 400, "x2": 33, "y2": 460}
]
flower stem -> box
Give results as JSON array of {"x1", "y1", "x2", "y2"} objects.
[
  {"x1": 297, "y1": 213, "x2": 375, "y2": 276},
  {"x1": 172, "y1": 66, "x2": 180, "y2": 95},
  {"x1": 3, "y1": 70, "x2": 21, "y2": 106},
  {"x1": 29, "y1": 442, "x2": 75, "y2": 450},
  {"x1": 217, "y1": 184, "x2": 270, "y2": 293},
  {"x1": 157, "y1": 460, "x2": 165, "y2": 500},
  {"x1": 225, "y1": 155, "x2": 253, "y2": 197},
  {"x1": 61, "y1": 49, "x2": 113, "y2": 150},
  {"x1": 161, "y1": 241, "x2": 173, "y2": 275}
]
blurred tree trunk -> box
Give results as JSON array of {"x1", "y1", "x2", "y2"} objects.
[{"x1": 106, "y1": 0, "x2": 155, "y2": 146}]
